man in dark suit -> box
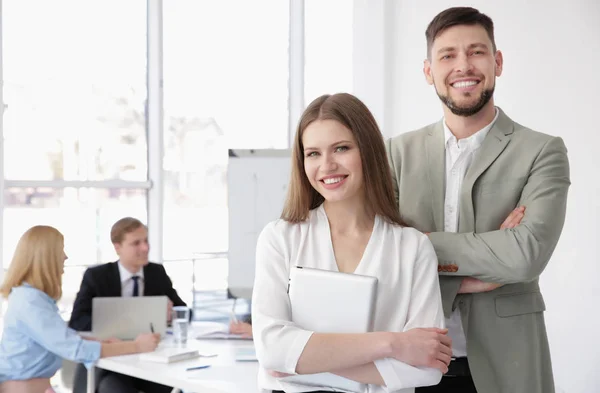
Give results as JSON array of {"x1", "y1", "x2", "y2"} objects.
[{"x1": 69, "y1": 217, "x2": 188, "y2": 393}]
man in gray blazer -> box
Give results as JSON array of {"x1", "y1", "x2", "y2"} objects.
[{"x1": 386, "y1": 7, "x2": 570, "y2": 393}]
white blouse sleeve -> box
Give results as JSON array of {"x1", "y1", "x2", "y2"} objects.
[
  {"x1": 375, "y1": 233, "x2": 445, "y2": 391},
  {"x1": 251, "y1": 221, "x2": 314, "y2": 374}
]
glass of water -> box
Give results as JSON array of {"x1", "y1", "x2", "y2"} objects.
[{"x1": 172, "y1": 306, "x2": 190, "y2": 344}]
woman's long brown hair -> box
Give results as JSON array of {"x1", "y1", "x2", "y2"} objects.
[{"x1": 281, "y1": 93, "x2": 404, "y2": 226}]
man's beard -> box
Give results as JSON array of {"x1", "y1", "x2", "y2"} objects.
[{"x1": 436, "y1": 84, "x2": 495, "y2": 117}]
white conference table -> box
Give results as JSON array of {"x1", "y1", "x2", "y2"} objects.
[{"x1": 87, "y1": 338, "x2": 260, "y2": 393}]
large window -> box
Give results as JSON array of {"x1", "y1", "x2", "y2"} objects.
[
  {"x1": 162, "y1": 0, "x2": 290, "y2": 260},
  {"x1": 0, "y1": 0, "x2": 354, "y2": 312},
  {"x1": 1, "y1": 1, "x2": 149, "y2": 313},
  {"x1": 2, "y1": 1, "x2": 148, "y2": 183}
]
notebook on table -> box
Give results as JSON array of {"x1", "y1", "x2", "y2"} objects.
[
  {"x1": 235, "y1": 346, "x2": 258, "y2": 362},
  {"x1": 283, "y1": 266, "x2": 378, "y2": 392}
]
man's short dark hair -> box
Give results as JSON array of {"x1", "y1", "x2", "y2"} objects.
[{"x1": 426, "y1": 7, "x2": 496, "y2": 58}]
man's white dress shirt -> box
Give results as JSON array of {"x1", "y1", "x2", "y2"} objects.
[
  {"x1": 117, "y1": 261, "x2": 145, "y2": 297},
  {"x1": 442, "y1": 108, "x2": 499, "y2": 357}
]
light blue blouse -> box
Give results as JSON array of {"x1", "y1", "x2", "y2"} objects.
[{"x1": 0, "y1": 284, "x2": 101, "y2": 382}]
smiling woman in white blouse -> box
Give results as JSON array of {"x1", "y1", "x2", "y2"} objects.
[
  {"x1": 0, "y1": 226, "x2": 161, "y2": 393},
  {"x1": 251, "y1": 93, "x2": 452, "y2": 393}
]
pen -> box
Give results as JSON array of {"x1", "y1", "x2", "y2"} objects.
[
  {"x1": 150, "y1": 323, "x2": 155, "y2": 333},
  {"x1": 186, "y1": 365, "x2": 211, "y2": 371}
]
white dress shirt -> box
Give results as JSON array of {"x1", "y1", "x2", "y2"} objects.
[
  {"x1": 117, "y1": 261, "x2": 145, "y2": 297},
  {"x1": 442, "y1": 108, "x2": 499, "y2": 358},
  {"x1": 252, "y1": 205, "x2": 445, "y2": 393}
]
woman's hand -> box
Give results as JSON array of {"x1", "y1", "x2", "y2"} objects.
[
  {"x1": 267, "y1": 370, "x2": 294, "y2": 378},
  {"x1": 134, "y1": 332, "x2": 161, "y2": 353},
  {"x1": 390, "y1": 328, "x2": 452, "y2": 373},
  {"x1": 229, "y1": 321, "x2": 253, "y2": 338}
]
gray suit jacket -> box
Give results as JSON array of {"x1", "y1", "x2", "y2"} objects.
[{"x1": 386, "y1": 108, "x2": 570, "y2": 393}]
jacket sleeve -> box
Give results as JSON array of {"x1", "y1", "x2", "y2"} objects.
[
  {"x1": 430, "y1": 136, "x2": 570, "y2": 283},
  {"x1": 68, "y1": 268, "x2": 97, "y2": 331}
]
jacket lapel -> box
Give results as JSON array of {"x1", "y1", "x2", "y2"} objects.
[
  {"x1": 425, "y1": 122, "x2": 446, "y2": 232},
  {"x1": 460, "y1": 109, "x2": 514, "y2": 231}
]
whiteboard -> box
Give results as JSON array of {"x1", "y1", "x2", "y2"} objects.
[{"x1": 227, "y1": 149, "x2": 291, "y2": 299}]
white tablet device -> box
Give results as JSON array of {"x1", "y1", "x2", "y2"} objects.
[
  {"x1": 284, "y1": 266, "x2": 378, "y2": 393},
  {"x1": 288, "y1": 266, "x2": 378, "y2": 333}
]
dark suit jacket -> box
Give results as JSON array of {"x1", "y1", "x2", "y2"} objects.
[{"x1": 68, "y1": 261, "x2": 187, "y2": 332}]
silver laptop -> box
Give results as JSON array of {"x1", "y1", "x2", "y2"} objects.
[
  {"x1": 92, "y1": 296, "x2": 168, "y2": 340},
  {"x1": 285, "y1": 266, "x2": 378, "y2": 392}
]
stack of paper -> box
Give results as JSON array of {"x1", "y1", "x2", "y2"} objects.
[
  {"x1": 235, "y1": 347, "x2": 257, "y2": 362},
  {"x1": 192, "y1": 321, "x2": 252, "y2": 340},
  {"x1": 140, "y1": 347, "x2": 200, "y2": 363}
]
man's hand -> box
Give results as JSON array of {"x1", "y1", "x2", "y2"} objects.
[
  {"x1": 458, "y1": 205, "x2": 526, "y2": 293},
  {"x1": 458, "y1": 277, "x2": 503, "y2": 293},
  {"x1": 500, "y1": 206, "x2": 525, "y2": 229}
]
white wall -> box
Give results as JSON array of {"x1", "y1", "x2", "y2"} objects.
[
  {"x1": 383, "y1": 1, "x2": 600, "y2": 392},
  {"x1": 353, "y1": 0, "x2": 387, "y2": 128}
]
